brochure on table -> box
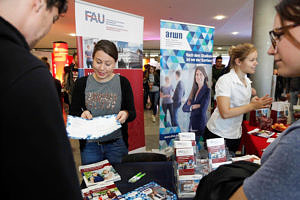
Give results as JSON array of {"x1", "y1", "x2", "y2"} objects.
[
  {"x1": 118, "y1": 181, "x2": 177, "y2": 200},
  {"x1": 79, "y1": 159, "x2": 121, "y2": 187}
]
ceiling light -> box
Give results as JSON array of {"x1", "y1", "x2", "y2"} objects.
[
  {"x1": 69, "y1": 33, "x2": 76, "y2": 37},
  {"x1": 217, "y1": 47, "x2": 222, "y2": 50},
  {"x1": 232, "y1": 32, "x2": 239, "y2": 35},
  {"x1": 214, "y1": 15, "x2": 226, "y2": 20}
]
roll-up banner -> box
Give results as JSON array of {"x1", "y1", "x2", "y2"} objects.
[
  {"x1": 75, "y1": 0, "x2": 145, "y2": 151},
  {"x1": 160, "y1": 20, "x2": 215, "y2": 151}
]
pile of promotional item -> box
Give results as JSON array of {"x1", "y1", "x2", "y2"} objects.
[
  {"x1": 79, "y1": 159, "x2": 177, "y2": 199},
  {"x1": 173, "y1": 132, "x2": 260, "y2": 198}
]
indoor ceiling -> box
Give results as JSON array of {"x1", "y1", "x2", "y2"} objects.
[{"x1": 35, "y1": 0, "x2": 254, "y2": 50}]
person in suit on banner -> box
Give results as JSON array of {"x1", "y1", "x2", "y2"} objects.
[
  {"x1": 172, "y1": 70, "x2": 185, "y2": 128},
  {"x1": 182, "y1": 66, "x2": 210, "y2": 143}
]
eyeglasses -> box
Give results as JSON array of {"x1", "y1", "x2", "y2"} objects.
[{"x1": 269, "y1": 23, "x2": 300, "y2": 49}]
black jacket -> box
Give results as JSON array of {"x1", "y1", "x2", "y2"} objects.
[
  {"x1": 69, "y1": 75, "x2": 136, "y2": 148},
  {"x1": 0, "y1": 17, "x2": 82, "y2": 199},
  {"x1": 194, "y1": 161, "x2": 259, "y2": 200},
  {"x1": 286, "y1": 77, "x2": 300, "y2": 93}
]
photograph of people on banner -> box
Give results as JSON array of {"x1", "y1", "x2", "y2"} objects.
[
  {"x1": 160, "y1": 20, "x2": 214, "y2": 151},
  {"x1": 160, "y1": 65, "x2": 211, "y2": 148}
]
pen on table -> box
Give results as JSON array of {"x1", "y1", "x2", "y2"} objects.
[
  {"x1": 128, "y1": 172, "x2": 142, "y2": 182},
  {"x1": 129, "y1": 172, "x2": 146, "y2": 183},
  {"x1": 138, "y1": 173, "x2": 146, "y2": 179},
  {"x1": 134, "y1": 173, "x2": 146, "y2": 182}
]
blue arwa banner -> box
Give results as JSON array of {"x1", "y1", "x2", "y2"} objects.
[{"x1": 159, "y1": 20, "x2": 215, "y2": 150}]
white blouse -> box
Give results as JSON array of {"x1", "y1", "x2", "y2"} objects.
[{"x1": 207, "y1": 69, "x2": 252, "y2": 139}]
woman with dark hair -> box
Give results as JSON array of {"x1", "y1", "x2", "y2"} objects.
[
  {"x1": 229, "y1": 0, "x2": 300, "y2": 199},
  {"x1": 182, "y1": 66, "x2": 210, "y2": 143},
  {"x1": 144, "y1": 65, "x2": 160, "y2": 122},
  {"x1": 70, "y1": 40, "x2": 136, "y2": 164}
]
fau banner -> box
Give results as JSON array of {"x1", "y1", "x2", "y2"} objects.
[
  {"x1": 160, "y1": 20, "x2": 214, "y2": 150},
  {"x1": 75, "y1": 0, "x2": 145, "y2": 151}
]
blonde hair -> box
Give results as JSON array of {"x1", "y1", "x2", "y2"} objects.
[{"x1": 229, "y1": 43, "x2": 257, "y2": 68}]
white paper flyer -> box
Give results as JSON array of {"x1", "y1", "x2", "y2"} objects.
[{"x1": 66, "y1": 114, "x2": 121, "y2": 139}]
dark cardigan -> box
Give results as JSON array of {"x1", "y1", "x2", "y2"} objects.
[{"x1": 69, "y1": 75, "x2": 136, "y2": 149}]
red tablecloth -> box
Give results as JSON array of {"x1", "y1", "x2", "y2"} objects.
[{"x1": 241, "y1": 121, "x2": 278, "y2": 157}]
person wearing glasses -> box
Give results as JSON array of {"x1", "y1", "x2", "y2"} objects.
[{"x1": 230, "y1": 0, "x2": 300, "y2": 199}]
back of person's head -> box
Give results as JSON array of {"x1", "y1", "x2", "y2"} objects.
[
  {"x1": 46, "y1": 0, "x2": 68, "y2": 15},
  {"x1": 229, "y1": 43, "x2": 257, "y2": 67},
  {"x1": 72, "y1": 51, "x2": 77, "y2": 59},
  {"x1": 216, "y1": 55, "x2": 222, "y2": 61},
  {"x1": 40, "y1": 57, "x2": 50, "y2": 69},
  {"x1": 93, "y1": 40, "x2": 118, "y2": 62},
  {"x1": 275, "y1": 0, "x2": 300, "y2": 48},
  {"x1": 72, "y1": 51, "x2": 78, "y2": 66},
  {"x1": 144, "y1": 64, "x2": 150, "y2": 71},
  {"x1": 165, "y1": 76, "x2": 169, "y2": 82},
  {"x1": 72, "y1": 67, "x2": 78, "y2": 72},
  {"x1": 175, "y1": 70, "x2": 181, "y2": 77}
]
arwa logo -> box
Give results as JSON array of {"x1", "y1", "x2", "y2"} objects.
[
  {"x1": 165, "y1": 31, "x2": 183, "y2": 39},
  {"x1": 85, "y1": 10, "x2": 105, "y2": 24}
]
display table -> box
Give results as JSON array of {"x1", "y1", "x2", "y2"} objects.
[
  {"x1": 80, "y1": 160, "x2": 197, "y2": 199},
  {"x1": 81, "y1": 161, "x2": 193, "y2": 198},
  {"x1": 241, "y1": 121, "x2": 278, "y2": 157},
  {"x1": 112, "y1": 161, "x2": 176, "y2": 195}
]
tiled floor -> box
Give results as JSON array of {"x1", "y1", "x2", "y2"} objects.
[
  {"x1": 144, "y1": 109, "x2": 160, "y2": 151},
  {"x1": 69, "y1": 109, "x2": 160, "y2": 182}
]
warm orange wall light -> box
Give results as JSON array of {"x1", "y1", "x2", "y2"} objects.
[{"x1": 52, "y1": 41, "x2": 69, "y2": 83}]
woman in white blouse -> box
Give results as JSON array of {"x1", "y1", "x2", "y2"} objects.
[{"x1": 205, "y1": 43, "x2": 273, "y2": 152}]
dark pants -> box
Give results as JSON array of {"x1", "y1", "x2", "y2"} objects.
[
  {"x1": 162, "y1": 103, "x2": 174, "y2": 126},
  {"x1": 143, "y1": 87, "x2": 149, "y2": 109},
  {"x1": 204, "y1": 127, "x2": 241, "y2": 153},
  {"x1": 86, "y1": 60, "x2": 93, "y2": 68},
  {"x1": 149, "y1": 91, "x2": 159, "y2": 115}
]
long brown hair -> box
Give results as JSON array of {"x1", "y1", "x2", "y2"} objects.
[
  {"x1": 275, "y1": 0, "x2": 300, "y2": 48},
  {"x1": 188, "y1": 66, "x2": 208, "y2": 102},
  {"x1": 144, "y1": 65, "x2": 157, "y2": 80}
]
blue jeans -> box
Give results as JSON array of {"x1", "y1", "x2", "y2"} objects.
[
  {"x1": 80, "y1": 138, "x2": 128, "y2": 165},
  {"x1": 162, "y1": 103, "x2": 174, "y2": 125},
  {"x1": 172, "y1": 102, "x2": 181, "y2": 127}
]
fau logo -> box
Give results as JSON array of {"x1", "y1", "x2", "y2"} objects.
[{"x1": 85, "y1": 10, "x2": 105, "y2": 24}]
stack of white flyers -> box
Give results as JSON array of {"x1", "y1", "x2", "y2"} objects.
[{"x1": 66, "y1": 114, "x2": 121, "y2": 139}]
